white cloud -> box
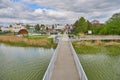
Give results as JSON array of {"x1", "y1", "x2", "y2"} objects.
[
  {"x1": 34, "y1": 9, "x2": 43, "y2": 15},
  {"x1": 46, "y1": 10, "x2": 66, "y2": 18},
  {"x1": 0, "y1": 0, "x2": 120, "y2": 25},
  {"x1": 22, "y1": 0, "x2": 120, "y2": 22},
  {"x1": 33, "y1": 8, "x2": 66, "y2": 18}
]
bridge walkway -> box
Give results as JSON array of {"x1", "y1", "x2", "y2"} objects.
[{"x1": 50, "y1": 34, "x2": 80, "y2": 80}]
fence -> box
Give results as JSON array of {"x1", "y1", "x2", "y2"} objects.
[
  {"x1": 42, "y1": 39, "x2": 61, "y2": 80},
  {"x1": 69, "y1": 41, "x2": 88, "y2": 80}
]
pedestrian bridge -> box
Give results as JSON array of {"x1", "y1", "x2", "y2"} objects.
[{"x1": 43, "y1": 34, "x2": 88, "y2": 80}]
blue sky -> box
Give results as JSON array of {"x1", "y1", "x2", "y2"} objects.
[
  {"x1": 0, "y1": 0, "x2": 120, "y2": 25},
  {"x1": 12, "y1": 0, "x2": 46, "y2": 9},
  {"x1": 12, "y1": 0, "x2": 57, "y2": 10}
]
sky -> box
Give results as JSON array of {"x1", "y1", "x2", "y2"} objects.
[{"x1": 0, "y1": 0, "x2": 120, "y2": 25}]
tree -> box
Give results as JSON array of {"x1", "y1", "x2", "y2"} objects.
[
  {"x1": 73, "y1": 20, "x2": 80, "y2": 34},
  {"x1": 79, "y1": 17, "x2": 88, "y2": 33},
  {"x1": 52, "y1": 25, "x2": 54, "y2": 30},
  {"x1": 73, "y1": 17, "x2": 88, "y2": 35},
  {"x1": 40, "y1": 24, "x2": 45, "y2": 31},
  {"x1": 41, "y1": 24, "x2": 45, "y2": 27},
  {"x1": 35, "y1": 24, "x2": 40, "y2": 31},
  {"x1": 99, "y1": 24, "x2": 108, "y2": 35},
  {"x1": 9, "y1": 25, "x2": 13, "y2": 28},
  {"x1": 87, "y1": 20, "x2": 92, "y2": 30},
  {"x1": 46, "y1": 27, "x2": 49, "y2": 31},
  {"x1": 108, "y1": 13, "x2": 120, "y2": 34},
  {"x1": 104, "y1": 13, "x2": 120, "y2": 35},
  {"x1": 93, "y1": 12, "x2": 120, "y2": 35},
  {"x1": 25, "y1": 24, "x2": 30, "y2": 29}
]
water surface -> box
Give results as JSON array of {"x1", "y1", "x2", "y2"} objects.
[
  {"x1": 78, "y1": 54, "x2": 120, "y2": 80},
  {"x1": 0, "y1": 43, "x2": 54, "y2": 80}
]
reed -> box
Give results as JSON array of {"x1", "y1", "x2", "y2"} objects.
[
  {"x1": 73, "y1": 41, "x2": 120, "y2": 56},
  {"x1": 0, "y1": 35, "x2": 56, "y2": 48}
]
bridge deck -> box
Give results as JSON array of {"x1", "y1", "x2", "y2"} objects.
[{"x1": 51, "y1": 34, "x2": 80, "y2": 80}]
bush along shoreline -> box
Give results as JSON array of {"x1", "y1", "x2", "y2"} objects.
[
  {"x1": 72, "y1": 40, "x2": 120, "y2": 56},
  {"x1": 0, "y1": 35, "x2": 57, "y2": 48}
]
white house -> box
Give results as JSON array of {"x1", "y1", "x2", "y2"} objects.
[
  {"x1": 12, "y1": 23, "x2": 26, "y2": 32},
  {"x1": 1, "y1": 23, "x2": 26, "y2": 33},
  {"x1": 54, "y1": 25, "x2": 65, "y2": 30},
  {"x1": 1, "y1": 27, "x2": 9, "y2": 32}
]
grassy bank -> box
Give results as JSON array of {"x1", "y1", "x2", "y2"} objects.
[
  {"x1": 73, "y1": 41, "x2": 120, "y2": 56},
  {"x1": 0, "y1": 35, "x2": 56, "y2": 48}
]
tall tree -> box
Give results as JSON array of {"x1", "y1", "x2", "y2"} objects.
[
  {"x1": 95, "y1": 12, "x2": 120, "y2": 35},
  {"x1": 87, "y1": 20, "x2": 92, "y2": 30},
  {"x1": 35, "y1": 24, "x2": 40, "y2": 31},
  {"x1": 105, "y1": 13, "x2": 120, "y2": 35},
  {"x1": 73, "y1": 20, "x2": 79, "y2": 34},
  {"x1": 25, "y1": 24, "x2": 30, "y2": 29},
  {"x1": 73, "y1": 17, "x2": 88, "y2": 34}
]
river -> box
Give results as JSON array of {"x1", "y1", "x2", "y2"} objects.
[
  {"x1": 78, "y1": 54, "x2": 120, "y2": 80},
  {"x1": 0, "y1": 43, "x2": 54, "y2": 80}
]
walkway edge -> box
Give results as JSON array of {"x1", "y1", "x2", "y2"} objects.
[
  {"x1": 69, "y1": 40, "x2": 88, "y2": 80},
  {"x1": 42, "y1": 39, "x2": 61, "y2": 80}
]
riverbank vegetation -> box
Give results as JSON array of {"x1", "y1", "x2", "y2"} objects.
[
  {"x1": 73, "y1": 41, "x2": 120, "y2": 56},
  {"x1": 0, "y1": 35, "x2": 56, "y2": 48},
  {"x1": 73, "y1": 12, "x2": 120, "y2": 35}
]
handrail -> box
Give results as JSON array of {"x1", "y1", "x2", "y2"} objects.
[
  {"x1": 42, "y1": 39, "x2": 61, "y2": 80},
  {"x1": 71, "y1": 36, "x2": 120, "y2": 41},
  {"x1": 69, "y1": 40, "x2": 88, "y2": 80}
]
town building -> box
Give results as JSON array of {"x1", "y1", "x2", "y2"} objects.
[
  {"x1": 91, "y1": 20, "x2": 101, "y2": 27},
  {"x1": 1, "y1": 23, "x2": 28, "y2": 34}
]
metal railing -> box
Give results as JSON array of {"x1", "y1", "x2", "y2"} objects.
[
  {"x1": 69, "y1": 40, "x2": 88, "y2": 80},
  {"x1": 71, "y1": 36, "x2": 120, "y2": 41},
  {"x1": 42, "y1": 39, "x2": 61, "y2": 80}
]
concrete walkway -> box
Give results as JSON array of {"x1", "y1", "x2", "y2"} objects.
[{"x1": 51, "y1": 34, "x2": 80, "y2": 80}]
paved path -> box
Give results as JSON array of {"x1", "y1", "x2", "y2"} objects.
[{"x1": 51, "y1": 34, "x2": 80, "y2": 80}]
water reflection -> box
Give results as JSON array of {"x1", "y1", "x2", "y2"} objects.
[
  {"x1": 0, "y1": 43, "x2": 54, "y2": 80},
  {"x1": 78, "y1": 54, "x2": 120, "y2": 80}
]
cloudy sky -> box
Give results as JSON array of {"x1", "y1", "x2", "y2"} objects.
[{"x1": 0, "y1": 0, "x2": 120, "y2": 25}]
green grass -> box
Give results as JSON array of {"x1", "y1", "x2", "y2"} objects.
[
  {"x1": 0, "y1": 31, "x2": 9, "y2": 35},
  {"x1": 105, "y1": 45, "x2": 120, "y2": 56},
  {"x1": 73, "y1": 44, "x2": 100, "y2": 54},
  {"x1": 24, "y1": 35, "x2": 49, "y2": 40},
  {"x1": 73, "y1": 41, "x2": 120, "y2": 56}
]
